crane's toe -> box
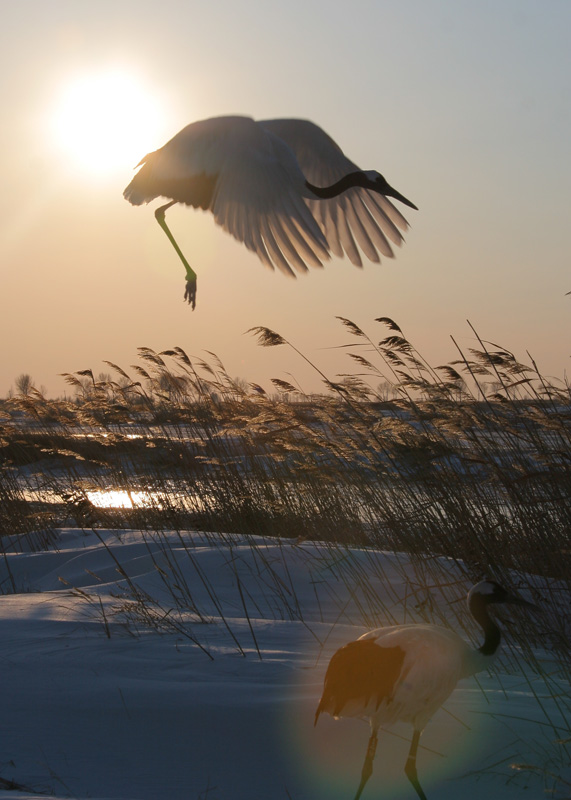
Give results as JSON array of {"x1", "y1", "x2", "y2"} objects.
[{"x1": 184, "y1": 276, "x2": 197, "y2": 309}]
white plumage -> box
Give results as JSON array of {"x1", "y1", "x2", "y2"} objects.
[
  {"x1": 315, "y1": 580, "x2": 536, "y2": 800},
  {"x1": 123, "y1": 115, "x2": 417, "y2": 308}
]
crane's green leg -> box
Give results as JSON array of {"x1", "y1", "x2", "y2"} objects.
[
  {"x1": 404, "y1": 729, "x2": 427, "y2": 800},
  {"x1": 154, "y1": 202, "x2": 197, "y2": 309},
  {"x1": 353, "y1": 729, "x2": 378, "y2": 800}
]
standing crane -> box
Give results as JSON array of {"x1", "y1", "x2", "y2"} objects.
[
  {"x1": 123, "y1": 116, "x2": 417, "y2": 308},
  {"x1": 315, "y1": 580, "x2": 536, "y2": 799}
]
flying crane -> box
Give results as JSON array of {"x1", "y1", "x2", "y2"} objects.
[{"x1": 124, "y1": 116, "x2": 417, "y2": 308}]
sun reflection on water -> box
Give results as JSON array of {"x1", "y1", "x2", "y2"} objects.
[{"x1": 86, "y1": 489, "x2": 160, "y2": 509}]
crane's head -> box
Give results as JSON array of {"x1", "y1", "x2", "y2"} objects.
[
  {"x1": 362, "y1": 170, "x2": 418, "y2": 210},
  {"x1": 465, "y1": 581, "x2": 537, "y2": 662},
  {"x1": 468, "y1": 580, "x2": 537, "y2": 611}
]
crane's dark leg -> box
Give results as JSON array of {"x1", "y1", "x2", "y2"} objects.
[
  {"x1": 404, "y1": 729, "x2": 427, "y2": 800},
  {"x1": 353, "y1": 729, "x2": 378, "y2": 800},
  {"x1": 154, "y1": 201, "x2": 197, "y2": 309}
]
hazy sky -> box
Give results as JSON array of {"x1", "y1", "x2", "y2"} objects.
[{"x1": 2, "y1": 0, "x2": 569, "y2": 397}]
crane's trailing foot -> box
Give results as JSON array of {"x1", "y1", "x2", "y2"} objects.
[{"x1": 184, "y1": 273, "x2": 197, "y2": 309}]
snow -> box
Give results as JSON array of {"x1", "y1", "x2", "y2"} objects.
[{"x1": 0, "y1": 528, "x2": 568, "y2": 799}]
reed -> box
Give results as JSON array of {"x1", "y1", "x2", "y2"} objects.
[{"x1": 0, "y1": 317, "x2": 569, "y2": 788}]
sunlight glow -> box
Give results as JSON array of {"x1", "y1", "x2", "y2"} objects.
[
  {"x1": 51, "y1": 69, "x2": 164, "y2": 178},
  {"x1": 87, "y1": 489, "x2": 158, "y2": 509}
]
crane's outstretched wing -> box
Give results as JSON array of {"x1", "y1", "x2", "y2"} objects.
[
  {"x1": 260, "y1": 118, "x2": 411, "y2": 267},
  {"x1": 124, "y1": 116, "x2": 330, "y2": 277}
]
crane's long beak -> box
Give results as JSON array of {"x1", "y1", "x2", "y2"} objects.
[
  {"x1": 506, "y1": 592, "x2": 538, "y2": 610},
  {"x1": 384, "y1": 183, "x2": 418, "y2": 211}
]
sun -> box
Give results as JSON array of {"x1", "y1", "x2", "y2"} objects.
[{"x1": 51, "y1": 69, "x2": 164, "y2": 178}]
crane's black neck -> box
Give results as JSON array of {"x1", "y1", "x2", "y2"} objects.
[
  {"x1": 470, "y1": 594, "x2": 501, "y2": 656},
  {"x1": 305, "y1": 172, "x2": 369, "y2": 199}
]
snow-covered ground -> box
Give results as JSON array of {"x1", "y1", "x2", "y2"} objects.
[{"x1": 0, "y1": 528, "x2": 568, "y2": 799}]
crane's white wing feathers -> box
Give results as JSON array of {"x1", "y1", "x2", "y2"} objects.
[
  {"x1": 260, "y1": 118, "x2": 410, "y2": 267},
  {"x1": 208, "y1": 121, "x2": 330, "y2": 275}
]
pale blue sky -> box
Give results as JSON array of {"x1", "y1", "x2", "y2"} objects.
[{"x1": 1, "y1": 1, "x2": 569, "y2": 395}]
